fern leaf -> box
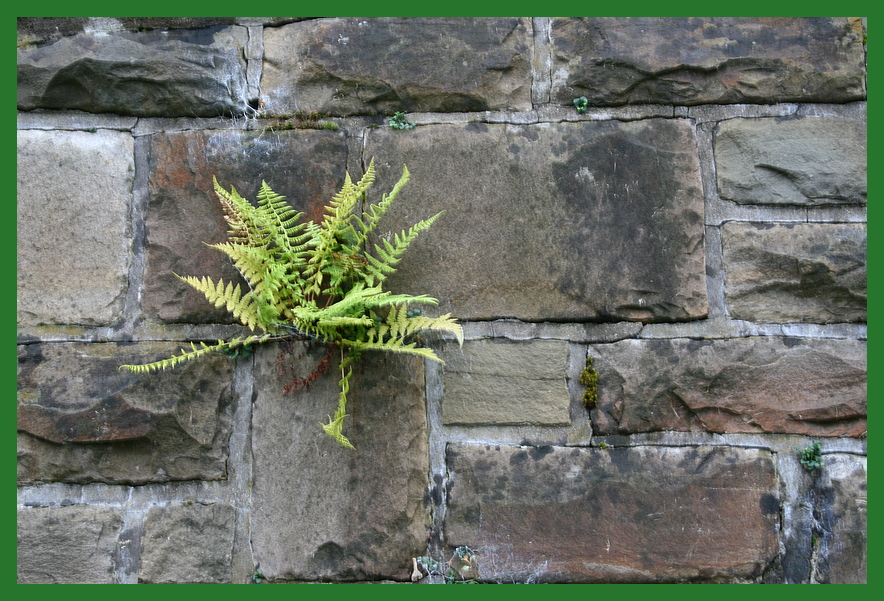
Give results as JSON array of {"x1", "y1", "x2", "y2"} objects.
[
  {"x1": 119, "y1": 335, "x2": 272, "y2": 374},
  {"x1": 364, "y1": 211, "x2": 443, "y2": 286}
]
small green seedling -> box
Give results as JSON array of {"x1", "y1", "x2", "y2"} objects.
[
  {"x1": 798, "y1": 441, "x2": 824, "y2": 472},
  {"x1": 573, "y1": 96, "x2": 589, "y2": 113},
  {"x1": 388, "y1": 111, "x2": 416, "y2": 130}
]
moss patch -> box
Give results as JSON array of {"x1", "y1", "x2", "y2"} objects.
[{"x1": 579, "y1": 356, "x2": 598, "y2": 409}]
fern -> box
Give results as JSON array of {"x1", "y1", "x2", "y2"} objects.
[{"x1": 121, "y1": 159, "x2": 462, "y2": 448}]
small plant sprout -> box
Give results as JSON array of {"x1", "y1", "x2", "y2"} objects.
[
  {"x1": 388, "y1": 111, "x2": 416, "y2": 130},
  {"x1": 798, "y1": 440, "x2": 824, "y2": 472},
  {"x1": 573, "y1": 96, "x2": 589, "y2": 113}
]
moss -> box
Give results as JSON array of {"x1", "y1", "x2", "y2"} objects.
[{"x1": 579, "y1": 356, "x2": 598, "y2": 409}]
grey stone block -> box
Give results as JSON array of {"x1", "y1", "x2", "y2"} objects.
[
  {"x1": 441, "y1": 339, "x2": 571, "y2": 425},
  {"x1": 249, "y1": 342, "x2": 429, "y2": 581},
  {"x1": 17, "y1": 505, "x2": 123, "y2": 583},
  {"x1": 445, "y1": 443, "x2": 779, "y2": 582},
  {"x1": 722, "y1": 222, "x2": 866, "y2": 323},
  {"x1": 261, "y1": 18, "x2": 532, "y2": 116},
  {"x1": 590, "y1": 337, "x2": 866, "y2": 438},
  {"x1": 715, "y1": 117, "x2": 867, "y2": 205},
  {"x1": 17, "y1": 129, "x2": 132, "y2": 327},
  {"x1": 365, "y1": 120, "x2": 707, "y2": 322},
  {"x1": 551, "y1": 18, "x2": 866, "y2": 107},
  {"x1": 139, "y1": 502, "x2": 236, "y2": 583}
]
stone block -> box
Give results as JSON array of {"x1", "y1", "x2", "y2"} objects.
[
  {"x1": 18, "y1": 25, "x2": 249, "y2": 116},
  {"x1": 365, "y1": 120, "x2": 707, "y2": 322},
  {"x1": 17, "y1": 342, "x2": 235, "y2": 484},
  {"x1": 441, "y1": 339, "x2": 571, "y2": 425},
  {"x1": 715, "y1": 117, "x2": 867, "y2": 205},
  {"x1": 261, "y1": 18, "x2": 532, "y2": 116},
  {"x1": 811, "y1": 454, "x2": 867, "y2": 583},
  {"x1": 143, "y1": 129, "x2": 348, "y2": 323},
  {"x1": 139, "y1": 502, "x2": 236, "y2": 583},
  {"x1": 722, "y1": 223, "x2": 866, "y2": 323},
  {"x1": 17, "y1": 505, "x2": 123, "y2": 583},
  {"x1": 17, "y1": 129, "x2": 132, "y2": 327},
  {"x1": 590, "y1": 337, "x2": 866, "y2": 438},
  {"x1": 551, "y1": 18, "x2": 866, "y2": 106},
  {"x1": 249, "y1": 342, "x2": 429, "y2": 581},
  {"x1": 445, "y1": 443, "x2": 779, "y2": 582}
]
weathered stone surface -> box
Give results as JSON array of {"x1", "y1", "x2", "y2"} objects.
[
  {"x1": 250, "y1": 343, "x2": 429, "y2": 581},
  {"x1": 551, "y1": 18, "x2": 866, "y2": 107},
  {"x1": 17, "y1": 342, "x2": 235, "y2": 484},
  {"x1": 441, "y1": 340, "x2": 571, "y2": 425},
  {"x1": 17, "y1": 129, "x2": 132, "y2": 327},
  {"x1": 811, "y1": 454, "x2": 867, "y2": 583},
  {"x1": 139, "y1": 502, "x2": 236, "y2": 583},
  {"x1": 144, "y1": 129, "x2": 348, "y2": 323},
  {"x1": 590, "y1": 337, "x2": 866, "y2": 437},
  {"x1": 722, "y1": 223, "x2": 866, "y2": 323},
  {"x1": 18, "y1": 25, "x2": 249, "y2": 116},
  {"x1": 715, "y1": 117, "x2": 867, "y2": 205},
  {"x1": 365, "y1": 120, "x2": 707, "y2": 322},
  {"x1": 261, "y1": 18, "x2": 532, "y2": 116},
  {"x1": 445, "y1": 443, "x2": 779, "y2": 583},
  {"x1": 18, "y1": 505, "x2": 123, "y2": 583}
]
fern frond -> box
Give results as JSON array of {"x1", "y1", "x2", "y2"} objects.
[
  {"x1": 175, "y1": 274, "x2": 264, "y2": 332},
  {"x1": 119, "y1": 335, "x2": 271, "y2": 373},
  {"x1": 364, "y1": 211, "x2": 443, "y2": 286},
  {"x1": 320, "y1": 350, "x2": 358, "y2": 449},
  {"x1": 351, "y1": 164, "x2": 410, "y2": 249}
]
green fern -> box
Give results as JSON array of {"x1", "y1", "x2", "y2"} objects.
[{"x1": 121, "y1": 159, "x2": 462, "y2": 448}]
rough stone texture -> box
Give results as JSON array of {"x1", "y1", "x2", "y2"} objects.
[
  {"x1": 715, "y1": 117, "x2": 867, "y2": 205},
  {"x1": 144, "y1": 129, "x2": 348, "y2": 323},
  {"x1": 722, "y1": 223, "x2": 867, "y2": 323},
  {"x1": 261, "y1": 18, "x2": 533, "y2": 116},
  {"x1": 551, "y1": 18, "x2": 866, "y2": 107},
  {"x1": 17, "y1": 505, "x2": 124, "y2": 583},
  {"x1": 250, "y1": 343, "x2": 429, "y2": 581},
  {"x1": 17, "y1": 129, "x2": 132, "y2": 327},
  {"x1": 139, "y1": 502, "x2": 236, "y2": 583},
  {"x1": 17, "y1": 342, "x2": 235, "y2": 484},
  {"x1": 590, "y1": 337, "x2": 866, "y2": 438},
  {"x1": 440, "y1": 339, "x2": 571, "y2": 425},
  {"x1": 811, "y1": 454, "x2": 867, "y2": 583},
  {"x1": 445, "y1": 443, "x2": 779, "y2": 583},
  {"x1": 365, "y1": 120, "x2": 707, "y2": 322},
  {"x1": 17, "y1": 25, "x2": 249, "y2": 117}
]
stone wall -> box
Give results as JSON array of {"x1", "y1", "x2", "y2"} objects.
[{"x1": 17, "y1": 17, "x2": 866, "y2": 583}]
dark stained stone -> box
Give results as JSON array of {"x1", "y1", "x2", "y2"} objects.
[
  {"x1": 722, "y1": 223, "x2": 867, "y2": 323},
  {"x1": 18, "y1": 26, "x2": 249, "y2": 116},
  {"x1": 445, "y1": 443, "x2": 779, "y2": 582},
  {"x1": 17, "y1": 342, "x2": 235, "y2": 484},
  {"x1": 139, "y1": 503, "x2": 236, "y2": 583},
  {"x1": 261, "y1": 18, "x2": 533, "y2": 116},
  {"x1": 590, "y1": 337, "x2": 866, "y2": 438},
  {"x1": 715, "y1": 117, "x2": 867, "y2": 206},
  {"x1": 249, "y1": 342, "x2": 430, "y2": 581},
  {"x1": 18, "y1": 505, "x2": 124, "y2": 583},
  {"x1": 143, "y1": 129, "x2": 348, "y2": 323},
  {"x1": 551, "y1": 18, "x2": 866, "y2": 107},
  {"x1": 365, "y1": 120, "x2": 707, "y2": 322}
]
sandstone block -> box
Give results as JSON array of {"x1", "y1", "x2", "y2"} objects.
[
  {"x1": 590, "y1": 337, "x2": 866, "y2": 438},
  {"x1": 441, "y1": 339, "x2": 571, "y2": 425},
  {"x1": 18, "y1": 26, "x2": 249, "y2": 116},
  {"x1": 17, "y1": 342, "x2": 235, "y2": 484},
  {"x1": 722, "y1": 222, "x2": 866, "y2": 323},
  {"x1": 811, "y1": 454, "x2": 867, "y2": 583},
  {"x1": 143, "y1": 129, "x2": 348, "y2": 323},
  {"x1": 551, "y1": 18, "x2": 866, "y2": 106},
  {"x1": 261, "y1": 18, "x2": 532, "y2": 116},
  {"x1": 365, "y1": 120, "x2": 707, "y2": 322},
  {"x1": 139, "y1": 502, "x2": 236, "y2": 583},
  {"x1": 17, "y1": 129, "x2": 132, "y2": 327},
  {"x1": 249, "y1": 343, "x2": 429, "y2": 581},
  {"x1": 17, "y1": 505, "x2": 123, "y2": 583},
  {"x1": 445, "y1": 443, "x2": 779, "y2": 582},
  {"x1": 715, "y1": 117, "x2": 867, "y2": 205}
]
